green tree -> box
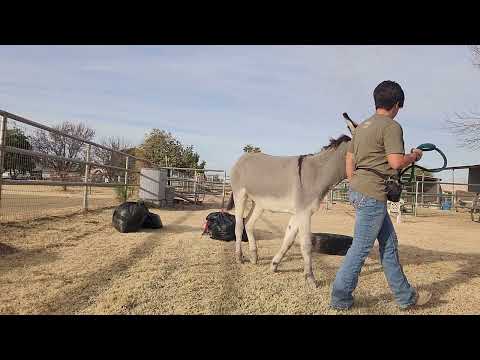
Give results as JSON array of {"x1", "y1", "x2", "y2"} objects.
[
  {"x1": 243, "y1": 144, "x2": 261, "y2": 153},
  {"x1": 139, "y1": 129, "x2": 206, "y2": 169},
  {"x1": 3, "y1": 128, "x2": 36, "y2": 179},
  {"x1": 181, "y1": 144, "x2": 206, "y2": 169}
]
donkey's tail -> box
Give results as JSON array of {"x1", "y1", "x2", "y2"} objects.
[{"x1": 225, "y1": 193, "x2": 235, "y2": 210}]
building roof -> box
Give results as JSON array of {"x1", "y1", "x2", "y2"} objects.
[{"x1": 442, "y1": 164, "x2": 480, "y2": 171}]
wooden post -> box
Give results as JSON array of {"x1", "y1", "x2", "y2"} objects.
[
  {"x1": 124, "y1": 156, "x2": 129, "y2": 202},
  {"x1": 0, "y1": 116, "x2": 7, "y2": 203},
  {"x1": 83, "y1": 144, "x2": 91, "y2": 211}
]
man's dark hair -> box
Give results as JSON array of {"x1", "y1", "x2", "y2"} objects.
[{"x1": 373, "y1": 80, "x2": 405, "y2": 110}]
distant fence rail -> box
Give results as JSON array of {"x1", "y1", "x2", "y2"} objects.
[{"x1": 325, "y1": 178, "x2": 480, "y2": 217}]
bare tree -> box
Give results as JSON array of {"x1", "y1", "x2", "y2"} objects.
[
  {"x1": 93, "y1": 136, "x2": 133, "y2": 181},
  {"x1": 31, "y1": 121, "x2": 95, "y2": 190},
  {"x1": 446, "y1": 111, "x2": 480, "y2": 150},
  {"x1": 446, "y1": 46, "x2": 480, "y2": 149}
]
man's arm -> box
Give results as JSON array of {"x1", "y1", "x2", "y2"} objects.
[
  {"x1": 384, "y1": 122, "x2": 422, "y2": 170},
  {"x1": 387, "y1": 149, "x2": 422, "y2": 170},
  {"x1": 346, "y1": 151, "x2": 355, "y2": 181}
]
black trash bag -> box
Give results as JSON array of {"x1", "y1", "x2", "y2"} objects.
[
  {"x1": 143, "y1": 212, "x2": 163, "y2": 229},
  {"x1": 311, "y1": 233, "x2": 353, "y2": 256},
  {"x1": 204, "y1": 211, "x2": 248, "y2": 242},
  {"x1": 112, "y1": 201, "x2": 150, "y2": 233}
]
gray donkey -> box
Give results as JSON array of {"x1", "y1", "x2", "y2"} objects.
[{"x1": 226, "y1": 114, "x2": 358, "y2": 288}]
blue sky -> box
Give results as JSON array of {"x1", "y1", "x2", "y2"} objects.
[{"x1": 1, "y1": 45, "x2": 479, "y2": 181}]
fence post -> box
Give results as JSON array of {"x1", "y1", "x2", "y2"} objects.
[
  {"x1": 421, "y1": 173, "x2": 425, "y2": 206},
  {"x1": 222, "y1": 170, "x2": 226, "y2": 209},
  {"x1": 0, "y1": 116, "x2": 7, "y2": 204},
  {"x1": 193, "y1": 170, "x2": 197, "y2": 204},
  {"x1": 414, "y1": 181, "x2": 419, "y2": 217},
  {"x1": 124, "y1": 156, "x2": 129, "y2": 202},
  {"x1": 452, "y1": 169, "x2": 456, "y2": 209},
  {"x1": 83, "y1": 144, "x2": 91, "y2": 212},
  {"x1": 437, "y1": 182, "x2": 440, "y2": 207}
]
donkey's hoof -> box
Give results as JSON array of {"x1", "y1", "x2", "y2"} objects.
[
  {"x1": 236, "y1": 253, "x2": 245, "y2": 264},
  {"x1": 271, "y1": 261, "x2": 279, "y2": 273},
  {"x1": 305, "y1": 275, "x2": 318, "y2": 289},
  {"x1": 250, "y1": 251, "x2": 258, "y2": 265}
]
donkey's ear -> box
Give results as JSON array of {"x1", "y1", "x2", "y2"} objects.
[{"x1": 343, "y1": 112, "x2": 358, "y2": 135}]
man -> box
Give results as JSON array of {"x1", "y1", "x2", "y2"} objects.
[{"x1": 330, "y1": 80, "x2": 432, "y2": 311}]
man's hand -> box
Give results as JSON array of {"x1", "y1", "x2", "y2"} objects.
[{"x1": 411, "y1": 148, "x2": 423, "y2": 162}]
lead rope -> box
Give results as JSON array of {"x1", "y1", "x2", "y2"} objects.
[{"x1": 399, "y1": 143, "x2": 448, "y2": 184}]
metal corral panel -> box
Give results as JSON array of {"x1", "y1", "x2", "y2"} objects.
[
  {"x1": 468, "y1": 167, "x2": 480, "y2": 193},
  {"x1": 139, "y1": 168, "x2": 168, "y2": 203}
]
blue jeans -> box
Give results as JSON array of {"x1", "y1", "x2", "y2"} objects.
[{"x1": 330, "y1": 190, "x2": 416, "y2": 309}]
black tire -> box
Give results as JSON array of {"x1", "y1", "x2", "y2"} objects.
[{"x1": 311, "y1": 233, "x2": 353, "y2": 256}]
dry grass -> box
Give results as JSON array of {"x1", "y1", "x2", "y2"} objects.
[
  {"x1": 0, "y1": 185, "x2": 125, "y2": 222},
  {"x1": 0, "y1": 201, "x2": 479, "y2": 315}
]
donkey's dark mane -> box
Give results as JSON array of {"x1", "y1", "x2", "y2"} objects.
[
  {"x1": 297, "y1": 134, "x2": 351, "y2": 184},
  {"x1": 322, "y1": 134, "x2": 352, "y2": 150}
]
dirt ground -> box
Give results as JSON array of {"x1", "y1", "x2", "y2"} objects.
[{"x1": 1, "y1": 199, "x2": 479, "y2": 315}]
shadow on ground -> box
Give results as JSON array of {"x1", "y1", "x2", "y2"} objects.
[
  {"x1": 0, "y1": 245, "x2": 59, "y2": 271},
  {"x1": 327, "y1": 245, "x2": 480, "y2": 311}
]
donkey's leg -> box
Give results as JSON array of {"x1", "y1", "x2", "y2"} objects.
[
  {"x1": 244, "y1": 204, "x2": 263, "y2": 265},
  {"x1": 271, "y1": 215, "x2": 299, "y2": 272},
  {"x1": 234, "y1": 190, "x2": 248, "y2": 264},
  {"x1": 298, "y1": 213, "x2": 317, "y2": 289}
]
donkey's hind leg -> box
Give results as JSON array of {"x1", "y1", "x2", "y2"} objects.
[
  {"x1": 234, "y1": 190, "x2": 248, "y2": 264},
  {"x1": 298, "y1": 213, "x2": 317, "y2": 289},
  {"x1": 271, "y1": 215, "x2": 299, "y2": 272},
  {"x1": 244, "y1": 203, "x2": 263, "y2": 265}
]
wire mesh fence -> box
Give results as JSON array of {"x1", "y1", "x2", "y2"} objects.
[
  {"x1": 324, "y1": 178, "x2": 480, "y2": 219},
  {"x1": 5, "y1": 109, "x2": 475, "y2": 224},
  {"x1": 0, "y1": 110, "x2": 229, "y2": 224}
]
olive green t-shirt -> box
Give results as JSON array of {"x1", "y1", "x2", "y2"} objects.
[{"x1": 348, "y1": 114, "x2": 405, "y2": 202}]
